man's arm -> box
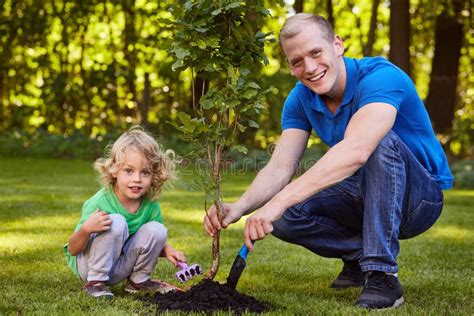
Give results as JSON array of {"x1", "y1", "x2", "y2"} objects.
[
  {"x1": 203, "y1": 128, "x2": 309, "y2": 236},
  {"x1": 237, "y1": 128, "x2": 310, "y2": 213},
  {"x1": 244, "y1": 103, "x2": 397, "y2": 249}
]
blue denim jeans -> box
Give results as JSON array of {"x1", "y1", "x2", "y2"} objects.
[{"x1": 272, "y1": 131, "x2": 444, "y2": 273}]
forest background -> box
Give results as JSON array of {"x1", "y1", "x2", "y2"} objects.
[{"x1": 0, "y1": 0, "x2": 472, "y2": 186}]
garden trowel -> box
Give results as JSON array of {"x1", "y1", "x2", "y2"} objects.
[{"x1": 226, "y1": 241, "x2": 254, "y2": 289}]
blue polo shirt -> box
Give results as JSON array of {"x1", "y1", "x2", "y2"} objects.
[{"x1": 282, "y1": 56, "x2": 453, "y2": 189}]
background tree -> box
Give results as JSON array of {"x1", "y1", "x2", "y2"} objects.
[
  {"x1": 425, "y1": 1, "x2": 466, "y2": 135},
  {"x1": 389, "y1": 0, "x2": 411, "y2": 76},
  {"x1": 0, "y1": 0, "x2": 472, "y2": 159},
  {"x1": 363, "y1": 0, "x2": 381, "y2": 56}
]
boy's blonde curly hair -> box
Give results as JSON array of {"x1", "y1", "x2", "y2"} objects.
[{"x1": 94, "y1": 126, "x2": 176, "y2": 200}]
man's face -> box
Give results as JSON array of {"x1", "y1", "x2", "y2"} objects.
[{"x1": 281, "y1": 23, "x2": 344, "y2": 97}]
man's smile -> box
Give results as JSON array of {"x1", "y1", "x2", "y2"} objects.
[{"x1": 307, "y1": 70, "x2": 327, "y2": 82}]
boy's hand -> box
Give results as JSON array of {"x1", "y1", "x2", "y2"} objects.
[
  {"x1": 163, "y1": 244, "x2": 186, "y2": 267},
  {"x1": 82, "y1": 209, "x2": 112, "y2": 234}
]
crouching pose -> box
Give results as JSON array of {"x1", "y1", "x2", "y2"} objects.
[
  {"x1": 204, "y1": 13, "x2": 453, "y2": 310},
  {"x1": 64, "y1": 127, "x2": 185, "y2": 298}
]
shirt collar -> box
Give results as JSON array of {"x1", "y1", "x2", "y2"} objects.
[
  {"x1": 340, "y1": 57, "x2": 357, "y2": 107},
  {"x1": 308, "y1": 57, "x2": 357, "y2": 115}
]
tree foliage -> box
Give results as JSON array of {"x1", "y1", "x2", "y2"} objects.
[
  {"x1": 0, "y1": 0, "x2": 472, "y2": 158},
  {"x1": 168, "y1": 0, "x2": 275, "y2": 279}
]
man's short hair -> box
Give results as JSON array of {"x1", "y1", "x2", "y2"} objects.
[{"x1": 279, "y1": 13, "x2": 335, "y2": 43}]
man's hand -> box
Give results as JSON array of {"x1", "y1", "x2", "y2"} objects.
[
  {"x1": 244, "y1": 203, "x2": 283, "y2": 250},
  {"x1": 162, "y1": 244, "x2": 186, "y2": 266},
  {"x1": 82, "y1": 209, "x2": 112, "y2": 234},
  {"x1": 203, "y1": 202, "x2": 243, "y2": 237}
]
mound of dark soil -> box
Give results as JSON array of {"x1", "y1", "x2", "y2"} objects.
[{"x1": 149, "y1": 280, "x2": 271, "y2": 314}]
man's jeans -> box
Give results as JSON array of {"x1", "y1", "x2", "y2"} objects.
[
  {"x1": 77, "y1": 214, "x2": 167, "y2": 285},
  {"x1": 272, "y1": 131, "x2": 444, "y2": 273}
]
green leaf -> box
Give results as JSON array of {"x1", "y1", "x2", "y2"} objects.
[
  {"x1": 242, "y1": 88, "x2": 257, "y2": 99},
  {"x1": 196, "y1": 39, "x2": 207, "y2": 49},
  {"x1": 236, "y1": 122, "x2": 246, "y2": 132},
  {"x1": 225, "y1": 2, "x2": 242, "y2": 10},
  {"x1": 174, "y1": 47, "x2": 190, "y2": 59},
  {"x1": 211, "y1": 8, "x2": 222, "y2": 15},
  {"x1": 233, "y1": 144, "x2": 248, "y2": 154},
  {"x1": 171, "y1": 59, "x2": 184, "y2": 71},
  {"x1": 184, "y1": 1, "x2": 194, "y2": 11},
  {"x1": 240, "y1": 68, "x2": 250, "y2": 76},
  {"x1": 201, "y1": 97, "x2": 215, "y2": 110},
  {"x1": 247, "y1": 81, "x2": 260, "y2": 89},
  {"x1": 248, "y1": 119, "x2": 259, "y2": 128}
]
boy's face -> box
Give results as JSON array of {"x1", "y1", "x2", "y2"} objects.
[
  {"x1": 281, "y1": 23, "x2": 345, "y2": 98},
  {"x1": 113, "y1": 148, "x2": 153, "y2": 206}
]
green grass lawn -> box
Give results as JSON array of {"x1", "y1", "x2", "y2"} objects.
[{"x1": 0, "y1": 157, "x2": 473, "y2": 315}]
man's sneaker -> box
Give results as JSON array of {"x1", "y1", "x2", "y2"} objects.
[
  {"x1": 355, "y1": 271, "x2": 404, "y2": 309},
  {"x1": 84, "y1": 281, "x2": 114, "y2": 299},
  {"x1": 330, "y1": 261, "x2": 364, "y2": 288},
  {"x1": 124, "y1": 279, "x2": 177, "y2": 294}
]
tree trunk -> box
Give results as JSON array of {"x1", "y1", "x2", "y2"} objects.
[
  {"x1": 54, "y1": 1, "x2": 70, "y2": 133},
  {"x1": 425, "y1": 9, "x2": 464, "y2": 134},
  {"x1": 205, "y1": 145, "x2": 224, "y2": 280},
  {"x1": 105, "y1": 2, "x2": 119, "y2": 130},
  {"x1": 0, "y1": 75, "x2": 5, "y2": 129},
  {"x1": 0, "y1": 0, "x2": 21, "y2": 130},
  {"x1": 205, "y1": 230, "x2": 221, "y2": 279},
  {"x1": 389, "y1": 0, "x2": 411, "y2": 76},
  {"x1": 141, "y1": 72, "x2": 150, "y2": 128},
  {"x1": 363, "y1": 0, "x2": 381, "y2": 56},
  {"x1": 326, "y1": 0, "x2": 335, "y2": 29},
  {"x1": 121, "y1": 0, "x2": 138, "y2": 119},
  {"x1": 191, "y1": 73, "x2": 208, "y2": 111},
  {"x1": 293, "y1": 0, "x2": 303, "y2": 13},
  {"x1": 79, "y1": 22, "x2": 92, "y2": 136}
]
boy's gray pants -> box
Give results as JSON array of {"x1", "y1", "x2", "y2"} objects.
[{"x1": 77, "y1": 214, "x2": 167, "y2": 285}]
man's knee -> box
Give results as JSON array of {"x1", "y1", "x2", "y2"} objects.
[
  {"x1": 371, "y1": 130, "x2": 400, "y2": 157},
  {"x1": 272, "y1": 217, "x2": 291, "y2": 242},
  {"x1": 363, "y1": 130, "x2": 404, "y2": 171}
]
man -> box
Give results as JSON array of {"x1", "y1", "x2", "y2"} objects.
[{"x1": 204, "y1": 13, "x2": 453, "y2": 310}]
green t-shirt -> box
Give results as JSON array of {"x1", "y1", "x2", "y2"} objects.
[{"x1": 63, "y1": 187, "x2": 163, "y2": 277}]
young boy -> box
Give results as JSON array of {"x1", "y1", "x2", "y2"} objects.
[{"x1": 64, "y1": 127, "x2": 185, "y2": 298}]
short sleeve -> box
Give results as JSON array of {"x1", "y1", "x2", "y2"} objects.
[
  {"x1": 357, "y1": 64, "x2": 406, "y2": 111},
  {"x1": 74, "y1": 199, "x2": 100, "y2": 231},
  {"x1": 149, "y1": 200, "x2": 163, "y2": 224},
  {"x1": 281, "y1": 85, "x2": 312, "y2": 132}
]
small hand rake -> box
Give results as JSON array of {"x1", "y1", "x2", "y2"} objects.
[{"x1": 175, "y1": 261, "x2": 203, "y2": 283}]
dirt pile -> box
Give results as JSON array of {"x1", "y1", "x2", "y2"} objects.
[{"x1": 149, "y1": 279, "x2": 271, "y2": 314}]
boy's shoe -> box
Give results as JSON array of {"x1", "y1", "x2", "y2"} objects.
[
  {"x1": 84, "y1": 281, "x2": 114, "y2": 299},
  {"x1": 124, "y1": 279, "x2": 178, "y2": 294},
  {"x1": 330, "y1": 261, "x2": 364, "y2": 288},
  {"x1": 355, "y1": 271, "x2": 404, "y2": 309}
]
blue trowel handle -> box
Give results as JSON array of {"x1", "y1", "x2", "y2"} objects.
[{"x1": 238, "y1": 240, "x2": 255, "y2": 260}]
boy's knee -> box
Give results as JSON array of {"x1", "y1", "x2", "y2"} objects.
[
  {"x1": 139, "y1": 221, "x2": 167, "y2": 243},
  {"x1": 108, "y1": 214, "x2": 128, "y2": 235}
]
